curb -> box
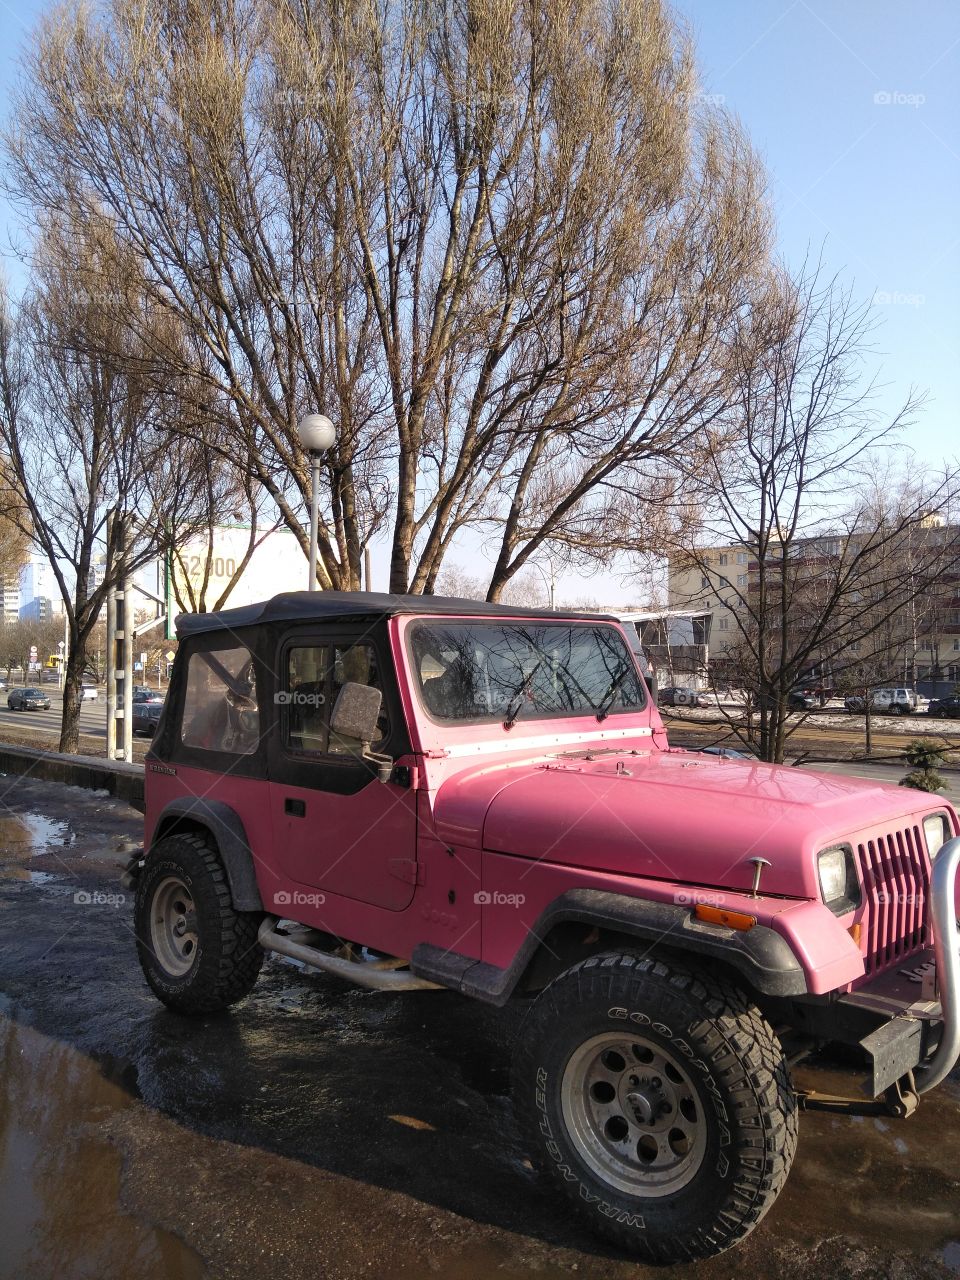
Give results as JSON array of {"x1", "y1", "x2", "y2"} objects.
[{"x1": 0, "y1": 742, "x2": 145, "y2": 810}]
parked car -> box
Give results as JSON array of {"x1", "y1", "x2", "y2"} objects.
[
  {"x1": 927, "y1": 695, "x2": 960, "y2": 719},
  {"x1": 787, "y1": 689, "x2": 820, "y2": 711},
  {"x1": 845, "y1": 688, "x2": 919, "y2": 715},
  {"x1": 698, "y1": 744, "x2": 755, "y2": 759},
  {"x1": 80, "y1": 684, "x2": 100, "y2": 701},
  {"x1": 132, "y1": 701, "x2": 164, "y2": 737},
  {"x1": 124, "y1": 592, "x2": 960, "y2": 1265},
  {"x1": 118, "y1": 687, "x2": 164, "y2": 708},
  {"x1": 7, "y1": 687, "x2": 51, "y2": 711},
  {"x1": 657, "y1": 685, "x2": 703, "y2": 707}
]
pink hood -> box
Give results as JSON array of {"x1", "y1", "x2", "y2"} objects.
[{"x1": 431, "y1": 749, "x2": 945, "y2": 901}]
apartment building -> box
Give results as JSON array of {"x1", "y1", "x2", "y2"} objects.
[
  {"x1": 668, "y1": 545, "x2": 752, "y2": 653},
  {"x1": 0, "y1": 571, "x2": 19, "y2": 624},
  {"x1": 668, "y1": 525, "x2": 960, "y2": 692}
]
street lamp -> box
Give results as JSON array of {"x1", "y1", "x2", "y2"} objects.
[{"x1": 297, "y1": 414, "x2": 336, "y2": 591}]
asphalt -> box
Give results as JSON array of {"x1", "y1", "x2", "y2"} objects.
[
  {"x1": 0, "y1": 774, "x2": 957, "y2": 1280},
  {"x1": 0, "y1": 688, "x2": 118, "y2": 742},
  {"x1": 799, "y1": 759, "x2": 960, "y2": 804}
]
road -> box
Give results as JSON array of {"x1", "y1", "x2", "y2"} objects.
[
  {"x1": 0, "y1": 776, "x2": 957, "y2": 1279},
  {"x1": 800, "y1": 758, "x2": 960, "y2": 805},
  {"x1": 0, "y1": 688, "x2": 168, "y2": 744}
]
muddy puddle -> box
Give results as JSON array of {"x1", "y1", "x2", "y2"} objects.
[
  {"x1": 0, "y1": 812, "x2": 71, "y2": 882},
  {"x1": 0, "y1": 1014, "x2": 206, "y2": 1280}
]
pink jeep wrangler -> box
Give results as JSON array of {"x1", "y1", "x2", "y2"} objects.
[{"x1": 129, "y1": 593, "x2": 960, "y2": 1263}]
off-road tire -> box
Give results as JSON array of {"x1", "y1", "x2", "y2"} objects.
[
  {"x1": 134, "y1": 832, "x2": 263, "y2": 1014},
  {"x1": 512, "y1": 952, "x2": 797, "y2": 1264}
]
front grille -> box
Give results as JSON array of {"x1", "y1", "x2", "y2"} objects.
[{"x1": 855, "y1": 825, "x2": 930, "y2": 975}]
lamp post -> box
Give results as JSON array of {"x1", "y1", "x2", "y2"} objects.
[
  {"x1": 530, "y1": 559, "x2": 556, "y2": 609},
  {"x1": 297, "y1": 414, "x2": 336, "y2": 591}
]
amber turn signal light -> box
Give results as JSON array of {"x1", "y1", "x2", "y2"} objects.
[{"x1": 694, "y1": 904, "x2": 757, "y2": 931}]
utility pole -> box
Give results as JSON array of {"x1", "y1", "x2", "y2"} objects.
[
  {"x1": 105, "y1": 510, "x2": 117, "y2": 760},
  {"x1": 106, "y1": 511, "x2": 135, "y2": 763}
]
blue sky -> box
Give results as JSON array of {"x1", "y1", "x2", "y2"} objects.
[{"x1": 0, "y1": 0, "x2": 956, "y2": 603}]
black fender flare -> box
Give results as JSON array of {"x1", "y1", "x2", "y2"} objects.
[
  {"x1": 411, "y1": 888, "x2": 808, "y2": 1004},
  {"x1": 150, "y1": 798, "x2": 264, "y2": 912}
]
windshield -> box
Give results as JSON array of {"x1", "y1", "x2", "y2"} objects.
[{"x1": 408, "y1": 621, "x2": 646, "y2": 725}]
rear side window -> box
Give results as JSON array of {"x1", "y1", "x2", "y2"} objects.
[{"x1": 181, "y1": 645, "x2": 259, "y2": 754}]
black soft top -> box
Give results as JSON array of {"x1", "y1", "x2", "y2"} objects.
[{"x1": 175, "y1": 591, "x2": 614, "y2": 639}]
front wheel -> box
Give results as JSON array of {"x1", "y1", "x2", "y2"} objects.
[
  {"x1": 512, "y1": 953, "x2": 797, "y2": 1264},
  {"x1": 134, "y1": 832, "x2": 264, "y2": 1014}
]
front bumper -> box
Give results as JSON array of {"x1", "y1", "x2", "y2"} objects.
[
  {"x1": 916, "y1": 835, "x2": 960, "y2": 1091},
  {"x1": 839, "y1": 836, "x2": 960, "y2": 1096}
]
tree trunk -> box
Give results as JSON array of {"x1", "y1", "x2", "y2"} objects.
[{"x1": 58, "y1": 639, "x2": 85, "y2": 754}]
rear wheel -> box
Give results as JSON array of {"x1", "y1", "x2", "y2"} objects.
[
  {"x1": 512, "y1": 952, "x2": 797, "y2": 1264},
  {"x1": 134, "y1": 832, "x2": 263, "y2": 1014}
]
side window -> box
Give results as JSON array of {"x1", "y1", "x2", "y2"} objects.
[
  {"x1": 285, "y1": 645, "x2": 329, "y2": 752},
  {"x1": 283, "y1": 641, "x2": 387, "y2": 756},
  {"x1": 181, "y1": 645, "x2": 259, "y2": 754}
]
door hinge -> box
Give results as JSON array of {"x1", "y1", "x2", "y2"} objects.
[{"x1": 388, "y1": 858, "x2": 424, "y2": 885}]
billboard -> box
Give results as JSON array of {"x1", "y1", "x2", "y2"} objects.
[{"x1": 169, "y1": 526, "x2": 308, "y2": 613}]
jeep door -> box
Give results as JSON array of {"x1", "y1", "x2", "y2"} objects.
[{"x1": 268, "y1": 628, "x2": 417, "y2": 911}]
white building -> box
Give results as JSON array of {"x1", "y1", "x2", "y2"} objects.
[{"x1": 19, "y1": 557, "x2": 63, "y2": 620}]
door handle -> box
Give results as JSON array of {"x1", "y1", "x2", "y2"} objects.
[{"x1": 284, "y1": 797, "x2": 306, "y2": 817}]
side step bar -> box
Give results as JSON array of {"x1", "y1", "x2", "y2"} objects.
[{"x1": 257, "y1": 916, "x2": 442, "y2": 992}]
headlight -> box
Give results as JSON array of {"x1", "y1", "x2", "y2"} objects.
[
  {"x1": 923, "y1": 812, "x2": 951, "y2": 861},
  {"x1": 817, "y1": 845, "x2": 861, "y2": 915}
]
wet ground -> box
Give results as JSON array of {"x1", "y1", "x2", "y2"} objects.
[{"x1": 0, "y1": 774, "x2": 958, "y2": 1279}]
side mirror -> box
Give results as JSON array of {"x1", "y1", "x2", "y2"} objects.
[
  {"x1": 330, "y1": 682, "x2": 394, "y2": 783},
  {"x1": 331, "y1": 681, "x2": 382, "y2": 742}
]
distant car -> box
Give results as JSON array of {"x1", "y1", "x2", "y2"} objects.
[
  {"x1": 7, "y1": 687, "x2": 51, "y2": 711},
  {"x1": 132, "y1": 700, "x2": 164, "y2": 737},
  {"x1": 698, "y1": 745, "x2": 754, "y2": 760},
  {"x1": 788, "y1": 690, "x2": 820, "y2": 711},
  {"x1": 80, "y1": 684, "x2": 99, "y2": 701},
  {"x1": 928, "y1": 696, "x2": 960, "y2": 720},
  {"x1": 132, "y1": 688, "x2": 164, "y2": 704},
  {"x1": 657, "y1": 686, "x2": 704, "y2": 707},
  {"x1": 845, "y1": 688, "x2": 918, "y2": 716}
]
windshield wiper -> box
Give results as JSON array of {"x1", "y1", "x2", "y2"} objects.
[
  {"x1": 596, "y1": 668, "x2": 632, "y2": 722},
  {"x1": 502, "y1": 661, "x2": 543, "y2": 730}
]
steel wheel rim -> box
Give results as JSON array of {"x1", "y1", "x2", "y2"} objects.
[
  {"x1": 561, "y1": 1032, "x2": 707, "y2": 1197},
  {"x1": 150, "y1": 876, "x2": 199, "y2": 978}
]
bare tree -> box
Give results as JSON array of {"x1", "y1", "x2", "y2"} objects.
[
  {"x1": 5, "y1": 0, "x2": 771, "y2": 597},
  {"x1": 0, "y1": 453, "x2": 30, "y2": 593},
  {"x1": 666, "y1": 262, "x2": 959, "y2": 763},
  {"x1": 0, "y1": 215, "x2": 212, "y2": 752}
]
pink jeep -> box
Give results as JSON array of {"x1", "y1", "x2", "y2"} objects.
[{"x1": 129, "y1": 593, "x2": 960, "y2": 1264}]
